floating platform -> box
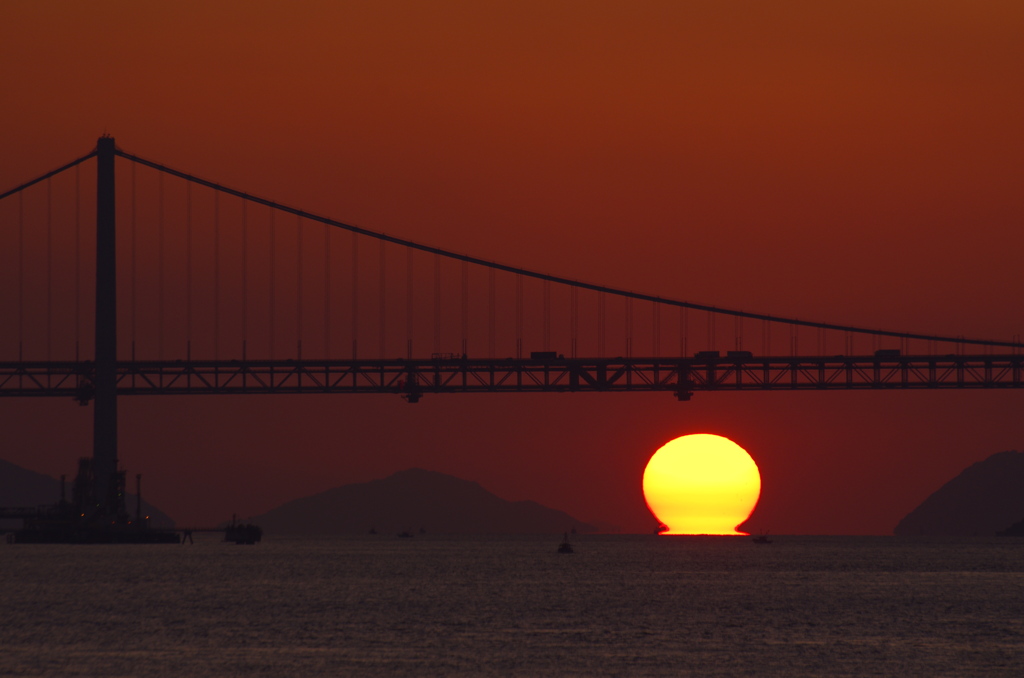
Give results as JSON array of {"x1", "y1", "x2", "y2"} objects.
[{"x1": 3, "y1": 457, "x2": 181, "y2": 545}]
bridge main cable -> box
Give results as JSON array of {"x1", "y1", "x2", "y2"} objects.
[
  {"x1": 114, "y1": 147, "x2": 1021, "y2": 350},
  {"x1": 0, "y1": 150, "x2": 97, "y2": 202}
]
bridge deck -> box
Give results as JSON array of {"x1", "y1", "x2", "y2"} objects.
[{"x1": 1, "y1": 355, "x2": 1022, "y2": 401}]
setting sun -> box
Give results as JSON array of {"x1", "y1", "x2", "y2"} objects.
[{"x1": 643, "y1": 434, "x2": 761, "y2": 535}]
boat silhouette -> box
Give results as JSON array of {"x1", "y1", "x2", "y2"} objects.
[{"x1": 557, "y1": 532, "x2": 574, "y2": 553}]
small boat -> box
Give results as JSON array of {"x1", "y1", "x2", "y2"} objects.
[
  {"x1": 752, "y1": 531, "x2": 772, "y2": 544},
  {"x1": 557, "y1": 532, "x2": 574, "y2": 554},
  {"x1": 224, "y1": 516, "x2": 263, "y2": 545}
]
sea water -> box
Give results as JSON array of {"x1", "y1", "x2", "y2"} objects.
[{"x1": 2, "y1": 535, "x2": 1023, "y2": 676}]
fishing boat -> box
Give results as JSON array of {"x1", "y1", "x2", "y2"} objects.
[{"x1": 557, "y1": 532, "x2": 574, "y2": 553}]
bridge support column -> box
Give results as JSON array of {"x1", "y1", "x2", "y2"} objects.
[{"x1": 93, "y1": 137, "x2": 118, "y2": 508}]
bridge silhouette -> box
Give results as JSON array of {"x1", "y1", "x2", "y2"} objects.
[{"x1": 3, "y1": 137, "x2": 1023, "y2": 507}]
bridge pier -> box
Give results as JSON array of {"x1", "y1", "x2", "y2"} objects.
[{"x1": 92, "y1": 137, "x2": 118, "y2": 507}]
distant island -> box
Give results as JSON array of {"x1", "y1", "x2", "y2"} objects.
[
  {"x1": 250, "y1": 467, "x2": 595, "y2": 535},
  {"x1": 894, "y1": 450, "x2": 1024, "y2": 536},
  {"x1": 0, "y1": 457, "x2": 175, "y2": 529}
]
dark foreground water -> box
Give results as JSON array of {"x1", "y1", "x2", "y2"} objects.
[{"x1": 2, "y1": 534, "x2": 1023, "y2": 677}]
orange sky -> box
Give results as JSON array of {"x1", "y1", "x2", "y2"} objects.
[{"x1": 2, "y1": 2, "x2": 1024, "y2": 533}]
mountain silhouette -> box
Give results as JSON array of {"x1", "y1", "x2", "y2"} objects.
[
  {"x1": 894, "y1": 451, "x2": 1024, "y2": 536},
  {"x1": 251, "y1": 468, "x2": 595, "y2": 535},
  {"x1": 0, "y1": 457, "x2": 175, "y2": 528}
]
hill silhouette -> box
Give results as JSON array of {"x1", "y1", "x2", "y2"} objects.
[
  {"x1": 0, "y1": 458, "x2": 175, "y2": 528},
  {"x1": 894, "y1": 451, "x2": 1024, "y2": 536},
  {"x1": 251, "y1": 468, "x2": 595, "y2": 535}
]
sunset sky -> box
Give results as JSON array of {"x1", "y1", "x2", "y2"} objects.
[{"x1": 2, "y1": 2, "x2": 1023, "y2": 533}]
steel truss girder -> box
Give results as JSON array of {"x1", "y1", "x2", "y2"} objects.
[{"x1": 1, "y1": 355, "x2": 1023, "y2": 399}]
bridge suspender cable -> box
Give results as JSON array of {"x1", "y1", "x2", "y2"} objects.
[
  {"x1": 325, "y1": 222, "x2": 332, "y2": 359},
  {"x1": 113, "y1": 147, "x2": 1021, "y2": 349},
  {"x1": 269, "y1": 208, "x2": 276, "y2": 360},
  {"x1": 75, "y1": 165, "x2": 82, "y2": 361},
  {"x1": 242, "y1": 201, "x2": 248, "y2": 356},
  {"x1": 214, "y1": 192, "x2": 221, "y2": 360},
  {"x1": 158, "y1": 172, "x2": 165, "y2": 361},
  {"x1": 46, "y1": 177, "x2": 52, "y2": 362},
  {"x1": 297, "y1": 213, "x2": 303, "y2": 359},
  {"x1": 130, "y1": 162, "x2": 137, "y2": 358},
  {"x1": 17, "y1": 192, "x2": 24, "y2": 360}
]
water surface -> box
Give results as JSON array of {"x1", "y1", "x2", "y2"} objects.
[{"x1": 2, "y1": 534, "x2": 1023, "y2": 676}]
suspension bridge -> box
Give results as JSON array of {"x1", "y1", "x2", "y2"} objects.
[
  {"x1": 3, "y1": 137, "x2": 1022, "y2": 403},
  {"x1": 2, "y1": 136, "x2": 1022, "y2": 525}
]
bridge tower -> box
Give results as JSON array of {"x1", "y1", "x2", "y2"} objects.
[{"x1": 92, "y1": 136, "x2": 118, "y2": 508}]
